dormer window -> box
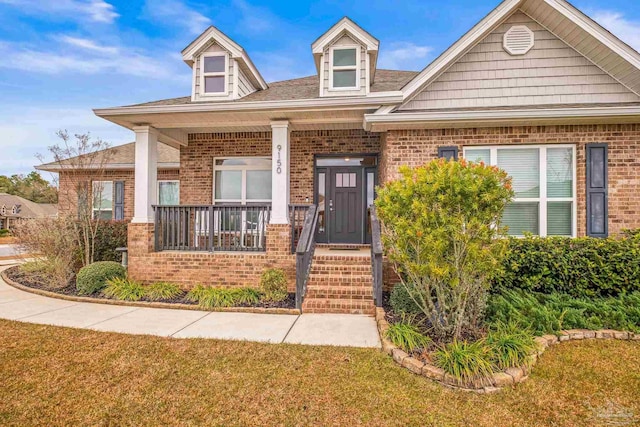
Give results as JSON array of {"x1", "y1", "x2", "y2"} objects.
[
  {"x1": 330, "y1": 47, "x2": 359, "y2": 90},
  {"x1": 201, "y1": 52, "x2": 227, "y2": 95}
]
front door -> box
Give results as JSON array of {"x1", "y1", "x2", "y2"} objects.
[{"x1": 329, "y1": 168, "x2": 363, "y2": 244}]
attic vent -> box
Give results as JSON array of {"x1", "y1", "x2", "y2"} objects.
[{"x1": 503, "y1": 25, "x2": 534, "y2": 55}]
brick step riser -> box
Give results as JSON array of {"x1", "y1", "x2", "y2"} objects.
[
  {"x1": 310, "y1": 267, "x2": 372, "y2": 274},
  {"x1": 312, "y1": 259, "x2": 371, "y2": 266},
  {"x1": 305, "y1": 290, "x2": 374, "y2": 299},
  {"x1": 302, "y1": 299, "x2": 376, "y2": 315},
  {"x1": 307, "y1": 281, "x2": 373, "y2": 288},
  {"x1": 301, "y1": 307, "x2": 376, "y2": 315}
]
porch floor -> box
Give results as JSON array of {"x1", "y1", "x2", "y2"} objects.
[{"x1": 0, "y1": 266, "x2": 380, "y2": 348}]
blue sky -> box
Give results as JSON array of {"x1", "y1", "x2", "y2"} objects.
[{"x1": 1, "y1": 0, "x2": 639, "y2": 178}]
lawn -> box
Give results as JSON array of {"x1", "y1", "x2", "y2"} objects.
[{"x1": 0, "y1": 320, "x2": 638, "y2": 426}]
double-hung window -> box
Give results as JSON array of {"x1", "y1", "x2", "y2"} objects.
[
  {"x1": 329, "y1": 46, "x2": 358, "y2": 90},
  {"x1": 201, "y1": 53, "x2": 227, "y2": 95},
  {"x1": 464, "y1": 145, "x2": 576, "y2": 237},
  {"x1": 92, "y1": 181, "x2": 113, "y2": 220}
]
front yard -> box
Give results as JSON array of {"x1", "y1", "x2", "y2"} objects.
[{"x1": 0, "y1": 320, "x2": 637, "y2": 426}]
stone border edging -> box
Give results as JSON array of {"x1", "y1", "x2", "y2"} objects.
[
  {"x1": 375, "y1": 307, "x2": 640, "y2": 393},
  {"x1": 0, "y1": 269, "x2": 301, "y2": 316}
]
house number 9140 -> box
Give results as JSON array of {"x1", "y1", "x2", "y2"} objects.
[{"x1": 276, "y1": 144, "x2": 282, "y2": 174}]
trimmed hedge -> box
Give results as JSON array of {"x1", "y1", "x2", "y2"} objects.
[
  {"x1": 84, "y1": 221, "x2": 128, "y2": 264},
  {"x1": 76, "y1": 261, "x2": 126, "y2": 295},
  {"x1": 493, "y1": 232, "x2": 640, "y2": 298}
]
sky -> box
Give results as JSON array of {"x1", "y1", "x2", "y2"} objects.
[{"x1": 1, "y1": 0, "x2": 639, "y2": 178}]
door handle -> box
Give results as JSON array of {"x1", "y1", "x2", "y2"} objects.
[{"x1": 329, "y1": 199, "x2": 333, "y2": 212}]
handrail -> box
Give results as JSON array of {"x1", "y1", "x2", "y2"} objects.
[
  {"x1": 370, "y1": 206, "x2": 384, "y2": 307},
  {"x1": 289, "y1": 204, "x2": 312, "y2": 254},
  {"x1": 295, "y1": 204, "x2": 318, "y2": 310}
]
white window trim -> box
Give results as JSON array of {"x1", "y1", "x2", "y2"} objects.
[
  {"x1": 462, "y1": 144, "x2": 577, "y2": 237},
  {"x1": 212, "y1": 157, "x2": 272, "y2": 204},
  {"x1": 157, "y1": 180, "x2": 180, "y2": 205},
  {"x1": 92, "y1": 180, "x2": 114, "y2": 219},
  {"x1": 200, "y1": 52, "x2": 228, "y2": 97},
  {"x1": 328, "y1": 45, "x2": 360, "y2": 91}
]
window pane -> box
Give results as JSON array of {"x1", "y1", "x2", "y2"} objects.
[
  {"x1": 498, "y1": 148, "x2": 539, "y2": 198},
  {"x1": 333, "y1": 70, "x2": 356, "y2": 88},
  {"x1": 333, "y1": 48, "x2": 356, "y2": 66},
  {"x1": 336, "y1": 173, "x2": 343, "y2": 187},
  {"x1": 503, "y1": 202, "x2": 539, "y2": 236},
  {"x1": 465, "y1": 149, "x2": 490, "y2": 164},
  {"x1": 215, "y1": 158, "x2": 271, "y2": 167},
  {"x1": 92, "y1": 181, "x2": 113, "y2": 210},
  {"x1": 318, "y1": 172, "x2": 326, "y2": 233},
  {"x1": 159, "y1": 181, "x2": 179, "y2": 205},
  {"x1": 203, "y1": 56, "x2": 225, "y2": 73},
  {"x1": 205, "y1": 76, "x2": 225, "y2": 93},
  {"x1": 215, "y1": 171, "x2": 241, "y2": 200},
  {"x1": 93, "y1": 210, "x2": 113, "y2": 221},
  {"x1": 548, "y1": 202, "x2": 572, "y2": 236},
  {"x1": 366, "y1": 172, "x2": 375, "y2": 207},
  {"x1": 547, "y1": 147, "x2": 573, "y2": 198},
  {"x1": 246, "y1": 170, "x2": 272, "y2": 200},
  {"x1": 315, "y1": 156, "x2": 377, "y2": 167},
  {"x1": 350, "y1": 173, "x2": 357, "y2": 188}
]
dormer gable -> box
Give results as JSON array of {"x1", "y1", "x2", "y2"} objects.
[
  {"x1": 182, "y1": 26, "x2": 268, "y2": 102},
  {"x1": 311, "y1": 17, "x2": 379, "y2": 97}
]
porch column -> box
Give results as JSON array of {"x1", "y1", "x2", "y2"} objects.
[
  {"x1": 270, "y1": 120, "x2": 290, "y2": 224},
  {"x1": 132, "y1": 125, "x2": 158, "y2": 223}
]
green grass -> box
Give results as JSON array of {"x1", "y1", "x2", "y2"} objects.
[
  {"x1": 144, "y1": 282, "x2": 183, "y2": 301},
  {"x1": 433, "y1": 340, "x2": 494, "y2": 385},
  {"x1": 186, "y1": 284, "x2": 262, "y2": 309},
  {"x1": 103, "y1": 277, "x2": 146, "y2": 301},
  {"x1": 0, "y1": 320, "x2": 638, "y2": 426}
]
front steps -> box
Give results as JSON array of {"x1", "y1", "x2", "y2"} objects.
[{"x1": 301, "y1": 250, "x2": 376, "y2": 315}]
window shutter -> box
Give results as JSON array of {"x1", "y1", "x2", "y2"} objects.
[
  {"x1": 437, "y1": 146, "x2": 459, "y2": 160},
  {"x1": 114, "y1": 181, "x2": 125, "y2": 221},
  {"x1": 586, "y1": 144, "x2": 608, "y2": 238}
]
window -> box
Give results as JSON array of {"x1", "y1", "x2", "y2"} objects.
[
  {"x1": 330, "y1": 47, "x2": 358, "y2": 89},
  {"x1": 200, "y1": 53, "x2": 227, "y2": 95},
  {"x1": 92, "y1": 181, "x2": 113, "y2": 220},
  {"x1": 158, "y1": 180, "x2": 180, "y2": 205},
  {"x1": 464, "y1": 145, "x2": 576, "y2": 237},
  {"x1": 213, "y1": 157, "x2": 272, "y2": 204}
]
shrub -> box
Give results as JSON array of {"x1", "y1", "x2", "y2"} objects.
[
  {"x1": 433, "y1": 340, "x2": 494, "y2": 385},
  {"x1": 76, "y1": 261, "x2": 125, "y2": 295},
  {"x1": 103, "y1": 277, "x2": 146, "y2": 301},
  {"x1": 485, "y1": 323, "x2": 537, "y2": 370},
  {"x1": 493, "y1": 234, "x2": 640, "y2": 298},
  {"x1": 88, "y1": 221, "x2": 128, "y2": 263},
  {"x1": 18, "y1": 258, "x2": 73, "y2": 290},
  {"x1": 145, "y1": 282, "x2": 183, "y2": 301},
  {"x1": 376, "y1": 158, "x2": 514, "y2": 341},
  {"x1": 385, "y1": 319, "x2": 431, "y2": 352},
  {"x1": 389, "y1": 283, "x2": 422, "y2": 315},
  {"x1": 0, "y1": 229, "x2": 10, "y2": 237},
  {"x1": 486, "y1": 289, "x2": 640, "y2": 335},
  {"x1": 260, "y1": 268, "x2": 288, "y2": 302},
  {"x1": 186, "y1": 285, "x2": 262, "y2": 309}
]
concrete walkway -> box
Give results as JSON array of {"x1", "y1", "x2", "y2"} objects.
[{"x1": 0, "y1": 265, "x2": 380, "y2": 348}]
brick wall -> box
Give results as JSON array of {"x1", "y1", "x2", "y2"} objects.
[
  {"x1": 58, "y1": 169, "x2": 179, "y2": 221},
  {"x1": 381, "y1": 124, "x2": 640, "y2": 236}
]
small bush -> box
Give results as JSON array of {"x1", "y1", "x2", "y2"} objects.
[
  {"x1": 389, "y1": 283, "x2": 422, "y2": 315},
  {"x1": 89, "y1": 221, "x2": 128, "y2": 263},
  {"x1": 145, "y1": 282, "x2": 182, "y2": 301},
  {"x1": 260, "y1": 268, "x2": 288, "y2": 302},
  {"x1": 76, "y1": 261, "x2": 126, "y2": 295},
  {"x1": 103, "y1": 277, "x2": 146, "y2": 301},
  {"x1": 0, "y1": 229, "x2": 10, "y2": 237},
  {"x1": 485, "y1": 322, "x2": 537, "y2": 370},
  {"x1": 433, "y1": 340, "x2": 494, "y2": 385},
  {"x1": 385, "y1": 318, "x2": 431, "y2": 352},
  {"x1": 186, "y1": 285, "x2": 263, "y2": 309},
  {"x1": 18, "y1": 258, "x2": 72, "y2": 290}
]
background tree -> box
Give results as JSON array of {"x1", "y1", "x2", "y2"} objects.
[{"x1": 0, "y1": 172, "x2": 58, "y2": 203}]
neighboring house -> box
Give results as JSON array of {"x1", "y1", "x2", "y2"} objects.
[
  {"x1": 0, "y1": 193, "x2": 57, "y2": 230},
  {"x1": 44, "y1": 0, "x2": 640, "y2": 314},
  {"x1": 37, "y1": 141, "x2": 180, "y2": 222}
]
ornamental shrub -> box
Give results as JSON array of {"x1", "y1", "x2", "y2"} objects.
[
  {"x1": 260, "y1": 268, "x2": 288, "y2": 302},
  {"x1": 76, "y1": 261, "x2": 126, "y2": 295},
  {"x1": 89, "y1": 221, "x2": 128, "y2": 263},
  {"x1": 103, "y1": 277, "x2": 145, "y2": 301},
  {"x1": 389, "y1": 283, "x2": 422, "y2": 315},
  {"x1": 493, "y1": 233, "x2": 640, "y2": 298},
  {"x1": 376, "y1": 158, "x2": 514, "y2": 341}
]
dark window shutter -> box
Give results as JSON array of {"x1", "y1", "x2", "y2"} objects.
[
  {"x1": 438, "y1": 146, "x2": 459, "y2": 160},
  {"x1": 586, "y1": 144, "x2": 608, "y2": 238},
  {"x1": 114, "y1": 181, "x2": 125, "y2": 221}
]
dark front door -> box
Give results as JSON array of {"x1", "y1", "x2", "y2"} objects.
[{"x1": 329, "y1": 168, "x2": 363, "y2": 244}]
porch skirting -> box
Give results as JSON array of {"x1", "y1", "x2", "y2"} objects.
[{"x1": 127, "y1": 223, "x2": 295, "y2": 290}]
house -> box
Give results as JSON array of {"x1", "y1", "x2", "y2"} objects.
[
  {"x1": 0, "y1": 193, "x2": 57, "y2": 230},
  {"x1": 47, "y1": 0, "x2": 640, "y2": 314},
  {"x1": 37, "y1": 141, "x2": 180, "y2": 222}
]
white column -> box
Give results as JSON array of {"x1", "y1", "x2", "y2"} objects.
[
  {"x1": 270, "y1": 120, "x2": 290, "y2": 224},
  {"x1": 132, "y1": 126, "x2": 158, "y2": 223}
]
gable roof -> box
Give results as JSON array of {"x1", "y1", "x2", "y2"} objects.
[
  {"x1": 399, "y1": 0, "x2": 640, "y2": 106},
  {"x1": 0, "y1": 193, "x2": 57, "y2": 219},
  {"x1": 36, "y1": 141, "x2": 180, "y2": 172}
]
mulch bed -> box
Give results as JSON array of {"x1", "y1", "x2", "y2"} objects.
[{"x1": 3, "y1": 265, "x2": 296, "y2": 309}]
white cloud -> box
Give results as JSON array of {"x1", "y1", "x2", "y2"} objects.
[
  {"x1": 591, "y1": 10, "x2": 640, "y2": 52},
  {"x1": 377, "y1": 42, "x2": 433, "y2": 71},
  {"x1": 57, "y1": 36, "x2": 120, "y2": 55},
  {"x1": 142, "y1": 0, "x2": 211, "y2": 35},
  {"x1": 0, "y1": 0, "x2": 119, "y2": 24}
]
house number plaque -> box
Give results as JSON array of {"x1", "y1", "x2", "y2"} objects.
[{"x1": 276, "y1": 144, "x2": 282, "y2": 174}]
